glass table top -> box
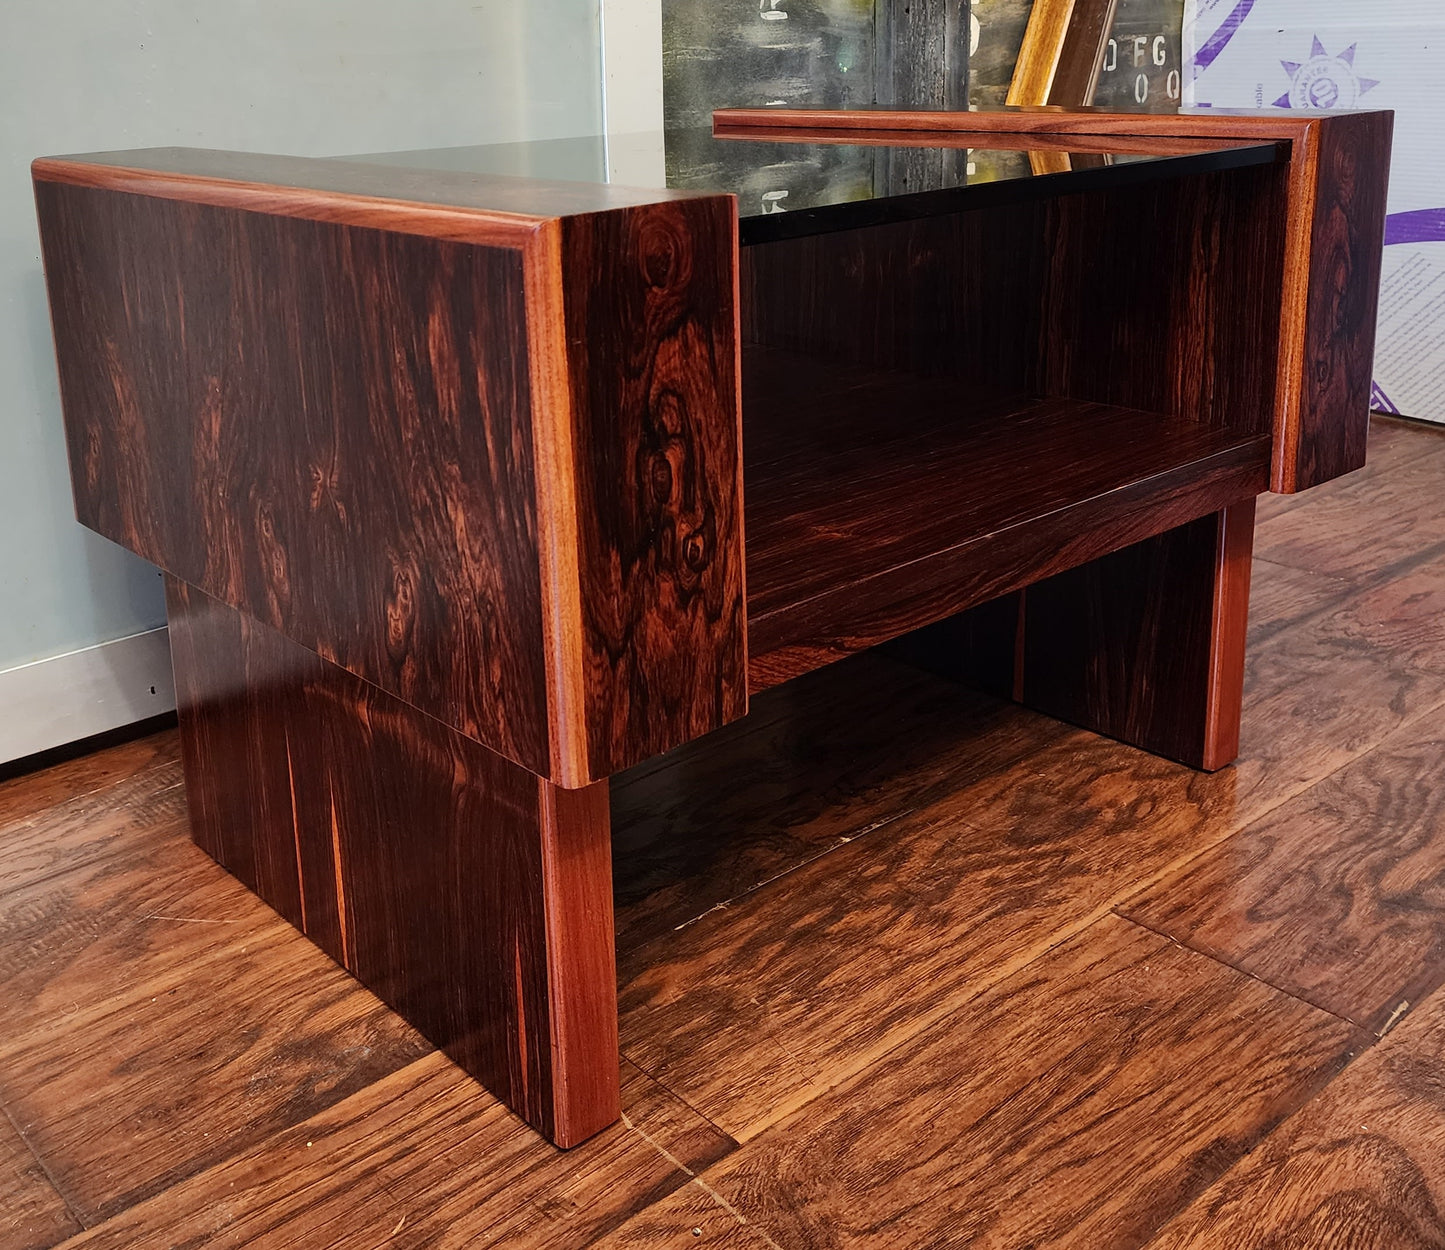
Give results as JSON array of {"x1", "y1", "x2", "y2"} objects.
[{"x1": 352, "y1": 127, "x2": 1283, "y2": 244}]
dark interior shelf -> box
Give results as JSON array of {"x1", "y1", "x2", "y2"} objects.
[{"x1": 741, "y1": 345, "x2": 1273, "y2": 680}]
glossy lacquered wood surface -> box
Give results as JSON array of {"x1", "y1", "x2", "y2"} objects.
[
  {"x1": 739, "y1": 344, "x2": 1270, "y2": 690},
  {"x1": 719, "y1": 104, "x2": 1393, "y2": 493},
  {"x1": 36, "y1": 177, "x2": 553, "y2": 773},
  {"x1": 556, "y1": 200, "x2": 747, "y2": 781},
  {"x1": 741, "y1": 159, "x2": 1284, "y2": 436},
  {"x1": 34, "y1": 155, "x2": 745, "y2": 787},
  {"x1": 891, "y1": 500, "x2": 1255, "y2": 771},
  {"x1": 165, "y1": 578, "x2": 619, "y2": 1147},
  {"x1": 737, "y1": 156, "x2": 1284, "y2": 693},
  {"x1": 1289, "y1": 111, "x2": 1393, "y2": 488}
]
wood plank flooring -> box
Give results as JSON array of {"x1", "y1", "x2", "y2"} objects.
[{"x1": 2, "y1": 413, "x2": 1444, "y2": 1247}]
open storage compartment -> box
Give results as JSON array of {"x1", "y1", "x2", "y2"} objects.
[{"x1": 732, "y1": 138, "x2": 1291, "y2": 690}]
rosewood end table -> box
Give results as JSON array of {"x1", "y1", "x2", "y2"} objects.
[{"x1": 33, "y1": 106, "x2": 1392, "y2": 1146}]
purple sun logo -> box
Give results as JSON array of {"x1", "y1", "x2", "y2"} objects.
[{"x1": 1274, "y1": 37, "x2": 1380, "y2": 109}]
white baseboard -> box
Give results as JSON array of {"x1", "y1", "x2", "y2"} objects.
[{"x1": 0, "y1": 627, "x2": 176, "y2": 764}]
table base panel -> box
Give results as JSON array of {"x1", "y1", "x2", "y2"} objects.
[
  {"x1": 887, "y1": 501, "x2": 1256, "y2": 771},
  {"x1": 164, "y1": 577, "x2": 619, "y2": 1148}
]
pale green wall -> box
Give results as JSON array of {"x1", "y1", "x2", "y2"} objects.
[{"x1": 0, "y1": 0, "x2": 602, "y2": 672}]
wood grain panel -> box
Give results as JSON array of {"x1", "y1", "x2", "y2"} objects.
[
  {"x1": 51, "y1": 1054, "x2": 734, "y2": 1249},
  {"x1": 717, "y1": 124, "x2": 1278, "y2": 157},
  {"x1": 166, "y1": 579, "x2": 620, "y2": 1146},
  {"x1": 741, "y1": 355, "x2": 1268, "y2": 621},
  {"x1": 37, "y1": 155, "x2": 745, "y2": 787},
  {"x1": 713, "y1": 104, "x2": 1370, "y2": 141},
  {"x1": 736, "y1": 158, "x2": 1284, "y2": 687},
  {"x1": 1123, "y1": 720, "x2": 1445, "y2": 1033},
  {"x1": 0, "y1": 1108, "x2": 80, "y2": 1250},
  {"x1": 747, "y1": 430, "x2": 1266, "y2": 691},
  {"x1": 558, "y1": 197, "x2": 747, "y2": 780},
  {"x1": 741, "y1": 161, "x2": 1285, "y2": 437},
  {"x1": 1146, "y1": 987, "x2": 1445, "y2": 1250},
  {"x1": 622, "y1": 917, "x2": 1362, "y2": 1247},
  {"x1": 1034, "y1": 166, "x2": 1285, "y2": 435},
  {"x1": 1284, "y1": 110, "x2": 1393, "y2": 489},
  {"x1": 1021, "y1": 500, "x2": 1255, "y2": 770},
  {"x1": 36, "y1": 178, "x2": 553, "y2": 775}
]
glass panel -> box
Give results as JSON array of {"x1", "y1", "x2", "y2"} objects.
[{"x1": 356, "y1": 128, "x2": 1281, "y2": 241}]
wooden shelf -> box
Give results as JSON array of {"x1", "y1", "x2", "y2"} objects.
[{"x1": 742, "y1": 346, "x2": 1272, "y2": 689}]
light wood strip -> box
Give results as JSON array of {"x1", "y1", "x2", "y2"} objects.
[{"x1": 522, "y1": 221, "x2": 592, "y2": 787}]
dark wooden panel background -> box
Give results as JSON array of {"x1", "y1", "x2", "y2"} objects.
[{"x1": 36, "y1": 180, "x2": 553, "y2": 776}]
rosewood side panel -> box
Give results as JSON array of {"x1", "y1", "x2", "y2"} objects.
[
  {"x1": 33, "y1": 153, "x2": 745, "y2": 788},
  {"x1": 1285, "y1": 110, "x2": 1393, "y2": 488},
  {"x1": 558, "y1": 203, "x2": 747, "y2": 781},
  {"x1": 165, "y1": 577, "x2": 619, "y2": 1146},
  {"x1": 36, "y1": 178, "x2": 553, "y2": 774}
]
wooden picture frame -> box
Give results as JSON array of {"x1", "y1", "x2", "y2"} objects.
[{"x1": 1007, "y1": 0, "x2": 1120, "y2": 107}]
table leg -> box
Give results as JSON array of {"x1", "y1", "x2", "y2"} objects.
[
  {"x1": 891, "y1": 499, "x2": 1256, "y2": 771},
  {"x1": 1019, "y1": 498, "x2": 1256, "y2": 771},
  {"x1": 164, "y1": 577, "x2": 620, "y2": 1147}
]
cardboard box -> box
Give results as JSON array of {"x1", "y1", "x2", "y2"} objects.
[{"x1": 1185, "y1": 0, "x2": 1445, "y2": 422}]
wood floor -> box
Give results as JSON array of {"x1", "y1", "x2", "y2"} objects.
[{"x1": 4, "y1": 415, "x2": 1445, "y2": 1249}]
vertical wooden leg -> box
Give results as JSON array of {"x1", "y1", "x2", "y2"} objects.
[
  {"x1": 164, "y1": 577, "x2": 620, "y2": 1147},
  {"x1": 889, "y1": 501, "x2": 1256, "y2": 771},
  {"x1": 1019, "y1": 499, "x2": 1256, "y2": 771}
]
